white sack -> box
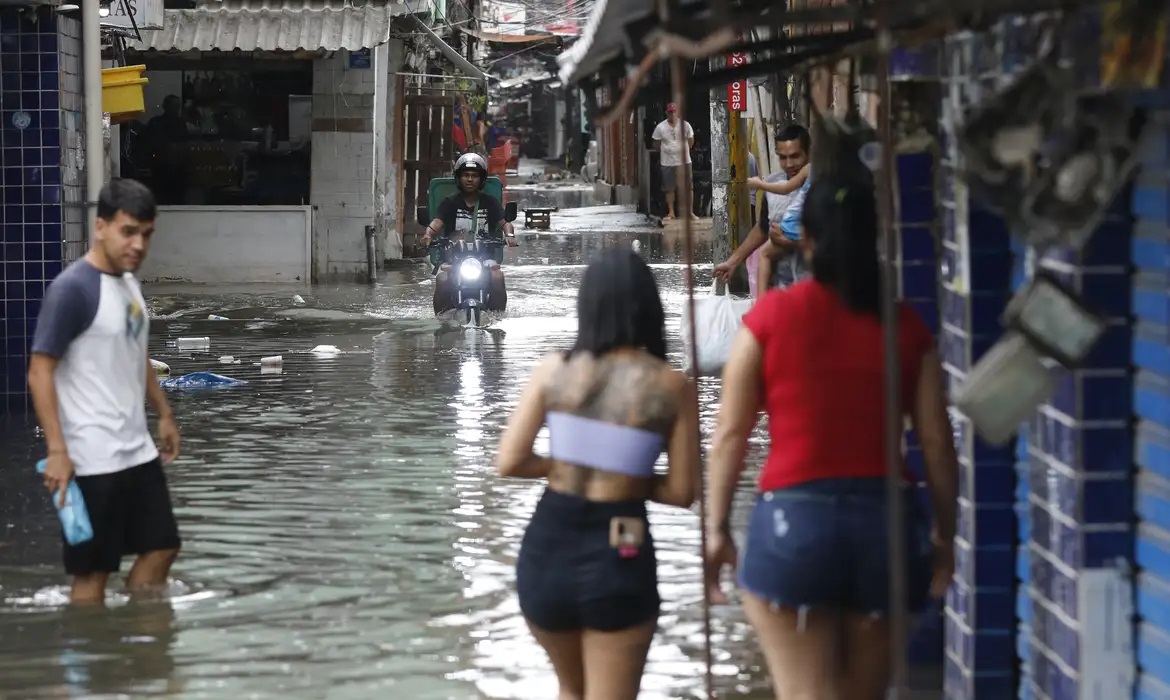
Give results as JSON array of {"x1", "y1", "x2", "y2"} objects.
[{"x1": 680, "y1": 286, "x2": 754, "y2": 376}]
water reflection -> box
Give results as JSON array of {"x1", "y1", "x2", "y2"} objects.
[{"x1": 0, "y1": 226, "x2": 783, "y2": 699}]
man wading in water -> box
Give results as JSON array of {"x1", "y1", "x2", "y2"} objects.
[{"x1": 28, "y1": 179, "x2": 183, "y2": 605}]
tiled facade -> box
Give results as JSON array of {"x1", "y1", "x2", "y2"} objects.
[
  {"x1": 1135, "y1": 111, "x2": 1170, "y2": 700},
  {"x1": 0, "y1": 6, "x2": 83, "y2": 410},
  {"x1": 922, "y1": 11, "x2": 1167, "y2": 700},
  {"x1": 934, "y1": 29, "x2": 1019, "y2": 699}
]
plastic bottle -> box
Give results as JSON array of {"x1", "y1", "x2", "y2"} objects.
[{"x1": 35, "y1": 459, "x2": 94, "y2": 546}]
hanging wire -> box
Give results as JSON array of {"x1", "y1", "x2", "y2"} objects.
[{"x1": 653, "y1": 0, "x2": 715, "y2": 697}]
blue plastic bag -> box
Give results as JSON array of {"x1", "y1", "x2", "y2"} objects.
[
  {"x1": 35, "y1": 459, "x2": 94, "y2": 545},
  {"x1": 159, "y1": 371, "x2": 247, "y2": 390}
]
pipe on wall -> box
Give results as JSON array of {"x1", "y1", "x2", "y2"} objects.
[{"x1": 82, "y1": 0, "x2": 103, "y2": 232}]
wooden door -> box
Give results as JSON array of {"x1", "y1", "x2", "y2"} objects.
[{"x1": 402, "y1": 93, "x2": 455, "y2": 230}]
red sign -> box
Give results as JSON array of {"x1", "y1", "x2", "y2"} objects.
[{"x1": 727, "y1": 52, "x2": 747, "y2": 111}]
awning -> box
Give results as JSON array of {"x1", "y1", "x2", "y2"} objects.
[
  {"x1": 495, "y1": 71, "x2": 554, "y2": 90},
  {"x1": 127, "y1": 3, "x2": 419, "y2": 53},
  {"x1": 460, "y1": 27, "x2": 558, "y2": 45},
  {"x1": 408, "y1": 13, "x2": 488, "y2": 87},
  {"x1": 556, "y1": 0, "x2": 655, "y2": 85}
]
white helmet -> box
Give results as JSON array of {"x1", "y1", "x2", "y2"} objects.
[{"x1": 454, "y1": 152, "x2": 489, "y2": 190}]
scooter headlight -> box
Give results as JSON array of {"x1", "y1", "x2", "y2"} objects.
[{"x1": 459, "y1": 257, "x2": 484, "y2": 281}]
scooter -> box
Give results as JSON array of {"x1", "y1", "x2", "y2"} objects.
[{"x1": 428, "y1": 235, "x2": 504, "y2": 327}]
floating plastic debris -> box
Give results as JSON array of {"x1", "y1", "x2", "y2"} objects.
[
  {"x1": 218, "y1": 356, "x2": 240, "y2": 365},
  {"x1": 261, "y1": 355, "x2": 282, "y2": 367},
  {"x1": 208, "y1": 314, "x2": 229, "y2": 321},
  {"x1": 293, "y1": 295, "x2": 306, "y2": 305},
  {"x1": 309, "y1": 345, "x2": 341, "y2": 356},
  {"x1": 159, "y1": 372, "x2": 248, "y2": 390},
  {"x1": 176, "y1": 337, "x2": 210, "y2": 351},
  {"x1": 260, "y1": 366, "x2": 283, "y2": 376},
  {"x1": 150, "y1": 359, "x2": 171, "y2": 375}
]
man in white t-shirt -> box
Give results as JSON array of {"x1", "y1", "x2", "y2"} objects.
[
  {"x1": 651, "y1": 103, "x2": 696, "y2": 221},
  {"x1": 28, "y1": 178, "x2": 183, "y2": 605}
]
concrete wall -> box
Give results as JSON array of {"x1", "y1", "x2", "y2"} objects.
[
  {"x1": 136, "y1": 206, "x2": 312, "y2": 285},
  {"x1": 310, "y1": 50, "x2": 376, "y2": 282},
  {"x1": 381, "y1": 38, "x2": 405, "y2": 260},
  {"x1": 0, "y1": 7, "x2": 86, "y2": 409}
]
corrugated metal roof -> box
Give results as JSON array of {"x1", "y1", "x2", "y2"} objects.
[
  {"x1": 129, "y1": 3, "x2": 421, "y2": 53},
  {"x1": 194, "y1": 0, "x2": 400, "y2": 9}
]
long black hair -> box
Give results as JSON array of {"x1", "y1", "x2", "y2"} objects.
[
  {"x1": 801, "y1": 176, "x2": 883, "y2": 318},
  {"x1": 571, "y1": 248, "x2": 667, "y2": 359}
]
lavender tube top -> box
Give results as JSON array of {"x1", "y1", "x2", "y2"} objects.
[{"x1": 546, "y1": 411, "x2": 665, "y2": 478}]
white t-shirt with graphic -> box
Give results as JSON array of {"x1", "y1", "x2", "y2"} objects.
[
  {"x1": 652, "y1": 119, "x2": 694, "y2": 167},
  {"x1": 31, "y1": 259, "x2": 159, "y2": 476}
]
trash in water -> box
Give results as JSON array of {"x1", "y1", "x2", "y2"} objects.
[
  {"x1": 208, "y1": 314, "x2": 229, "y2": 321},
  {"x1": 150, "y1": 359, "x2": 171, "y2": 376},
  {"x1": 293, "y1": 295, "x2": 306, "y2": 305},
  {"x1": 176, "y1": 337, "x2": 210, "y2": 352},
  {"x1": 261, "y1": 355, "x2": 282, "y2": 367},
  {"x1": 261, "y1": 366, "x2": 283, "y2": 376},
  {"x1": 218, "y1": 356, "x2": 240, "y2": 365},
  {"x1": 309, "y1": 345, "x2": 341, "y2": 356},
  {"x1": 159, "y1": 372, "x2": 248, "y2": 390},
  {"x1": 631, "y1": 240, "x2": 642, "y2": 254}
]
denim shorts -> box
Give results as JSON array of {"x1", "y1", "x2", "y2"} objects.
[
  {"x1": 738, "y1": 477, "x2": 933, "y2": 615},
  {"x1": 516, "y1": 489, "x2": 660, "y2": 632}
]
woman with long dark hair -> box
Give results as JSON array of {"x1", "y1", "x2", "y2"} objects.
[
  {"x1": 704, "y1": 177, "x2": 959, "y2": 699},
  {"x1": 497, "y1": 248, "x2": 700, "y2": 700}
]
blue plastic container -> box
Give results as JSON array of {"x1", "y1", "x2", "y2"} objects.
[{"x1": 35, "y1": 459, "x2": 94, "y2": 545}]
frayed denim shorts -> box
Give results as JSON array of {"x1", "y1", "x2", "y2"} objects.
[{"x1": 737, "y1": 477, "x2": 933, "y2": 615}]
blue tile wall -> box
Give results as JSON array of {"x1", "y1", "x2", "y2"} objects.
[
  {"x1": 1136, "y1": 109, "x2": 1170, "y2": 700},
  {"x1": 1, "y1": 6, "x2": 79, "y2": 412},
  {"x1": 898, "y1": 148, "x2": 946, "y2": 668},
  {"x1": 940, "y1": 28, "x2": 1020, "y2": 698}
]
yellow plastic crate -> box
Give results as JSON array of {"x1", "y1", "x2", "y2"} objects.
[{"x1": 101, "y1": 65, "x2": 149, "y2": 117}]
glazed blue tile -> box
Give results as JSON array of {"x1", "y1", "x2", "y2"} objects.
[
  {"x1": 1028, "y1": 547, "x2": 1079, "y2": 619},
  {"x1": 1029, "y1": 637, "x2": 1080, "y2": 699},
  {"x1": 900, "y1": 224, "x2": 936, "y2": 262},
  {"x1": 902, "y1": 261, "x2": 938, "y2": 299},
  {"x1": 1030, "y1": 595, "x2": 1080, "y2": 670},
  {"x1": 1138, "y1": 622, "x2": 1170, "y2": 687}
]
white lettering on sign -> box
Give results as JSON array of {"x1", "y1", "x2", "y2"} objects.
[{"x1": 726, "y1": 52, "x2": 748, "y2": 112}]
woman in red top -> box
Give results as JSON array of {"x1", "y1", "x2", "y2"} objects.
[{"x1": 703, "y1": 177, "x2": 959, "y2": 700}]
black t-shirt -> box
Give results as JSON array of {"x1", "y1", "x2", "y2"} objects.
[{"x1": 436, "y1": 193, "x2": 505, "y2": 239}]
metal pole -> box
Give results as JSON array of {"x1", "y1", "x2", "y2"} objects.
[
  {"x1": 83, "y1": 0, "x2": 104, "y2": 234},
  {"x1": 874, "y1": 28, "x2": 910, "y2": 700},
  {"x1": 655, "y1": 0, "x2": 713, "y2": 692}
]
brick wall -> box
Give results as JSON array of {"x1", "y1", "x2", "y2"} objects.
[
  {"x1": 0, "y1": 6, "x2": 84, "y2": 410},
  {"x1": 310, "y1": 50, "x2": 377, "y2": 282}
]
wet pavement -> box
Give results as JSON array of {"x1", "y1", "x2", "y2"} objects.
[{"x1": 0, "y1": 209, "x2": 940, "y2": 699}]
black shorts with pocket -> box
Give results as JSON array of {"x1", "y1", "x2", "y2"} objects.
[
  {"x1": 516, "y1": 488, "x2": 660, "y2": 632},
  {"x1": 64, "y1": 458, "x2": 182, "y2": 576}
]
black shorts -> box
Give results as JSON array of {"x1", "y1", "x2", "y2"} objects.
[
  {"x1": 64, "y1": 458, "x2": 182, "y2": 576},
  {"x1": 516, "y1": 489, "x2": 660, "y2": 632}
]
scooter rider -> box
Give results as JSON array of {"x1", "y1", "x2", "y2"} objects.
[{"x1": 421, "y1": 153, "x2": 517, "y2": 315}]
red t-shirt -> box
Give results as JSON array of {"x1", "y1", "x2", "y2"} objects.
[{"x1": 741, "y1": 279, "x2": 935, "y2": 492}]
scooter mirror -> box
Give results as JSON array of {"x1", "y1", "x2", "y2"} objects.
[
  {"x1": 504, "y1": 201, "x2": 518, "y2": 222},
  {"x1": 416, "y1": 207, "x2": 429, "y2": 228}
]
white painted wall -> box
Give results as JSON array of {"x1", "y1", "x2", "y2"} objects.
[{"x1": 138, "y1": 206, "x2": 312, "y2": 284}]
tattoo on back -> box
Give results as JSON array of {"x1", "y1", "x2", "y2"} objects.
[{"x1": 544, "y1": 352, "x2": 679, "y2": 436}]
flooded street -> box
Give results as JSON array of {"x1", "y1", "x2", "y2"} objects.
[{"x1": 0, "y1": 217, "x2": 786, "y2": 699}]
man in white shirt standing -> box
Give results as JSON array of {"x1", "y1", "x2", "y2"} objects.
[
  {"x1": 28, "y1": 178, "x2": 182, "y2": 605},
  {"x1": 652, "y1": 102, "x2": 696, "y2": 221}
]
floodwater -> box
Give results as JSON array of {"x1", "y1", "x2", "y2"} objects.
[{"x1": 0, "y1": 220, "x2": 792, "y2": 699}]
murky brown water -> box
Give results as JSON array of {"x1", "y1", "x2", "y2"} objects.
[{"x1": 0, "y1": 224, "x2": 800, "y2": 699}]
